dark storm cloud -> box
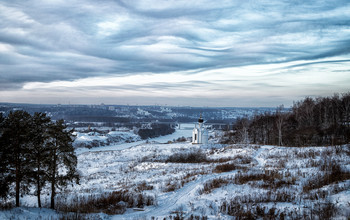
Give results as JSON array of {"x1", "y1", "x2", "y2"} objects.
[{"x1": 0, "y1": 0, "x2": 350, "y2": 90}]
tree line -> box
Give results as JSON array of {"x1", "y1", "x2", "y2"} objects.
[
  {"x1": 0, "y1": 110, "x2": 79, "y2": 209},
  {"x1": 223, "y1": 93, "x2": 350, "y2": 146},
  {"x1": 138, "y1": 123, "x2": 175, "y2": 139}
]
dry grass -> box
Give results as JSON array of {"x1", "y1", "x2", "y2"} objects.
[
  {"x1": 55, "y1": 190, "x2": 155, "y2": 215},
  {"x1": 198, "y1": 177, "x2": 233, "y2": 195},
  {"x1": 303, "y1": 164, "x2": 350, "y2": 193},
  {"x1": 166, "y1": 149, "x2": 208, "y2": 163},
  {"x1": 213, "y1": 163, "x2": 237, "y2": 173},
  {"x1": 220, "y1": 196, "x2": 337, "y2": 219}
]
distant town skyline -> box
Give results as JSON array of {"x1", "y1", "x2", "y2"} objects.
[{"x1": 1, "y1": 0, "x2": 349, "y2": 107}]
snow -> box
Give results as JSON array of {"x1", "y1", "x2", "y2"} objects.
[
  {"x1": 254, "y1": 145, "x2": 275, "y2": 167},
  {"x1": 1, "y1": 126, "x2": 349, "y2": 219},
  {"x1": 0, "y1": 207, "x2": 58, "y2": 220},
  {"x1": 75, "y1": 127, "x2": 192, "y2": 155},
  {"x1": 69, "y1": 143, "x2": 350, "y2": 219},
  {"x1": 75, "y1": 132, "x2": 108, "y2": 142}
]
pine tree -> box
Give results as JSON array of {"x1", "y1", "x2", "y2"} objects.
[
  {"x1": 0, "y1": 111, "x2": 32, "y2": 207},
  {"x1": 47, "y1": 119, "x2": 79, "y2": 209},
  {"x1": 28, "y1": 112, "x2": 52, "y2": 208},
  {"x1": 0, "y1": 112, "x2": 9, "y2": 199}
]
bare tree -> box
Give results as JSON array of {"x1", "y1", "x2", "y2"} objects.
[
  {"x1": 235, "y1": 118, "x2": 250, "y2": 144},
  {"x1": 275, "y1": 105, "x2": 287, "y2": 146},
  {"x1": 341, "y1": 92, "x2": 350, "y2": 128}
]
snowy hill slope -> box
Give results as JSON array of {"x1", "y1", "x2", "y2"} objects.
[{"x1": 1, "y1": 128, "x2": 349, "y2": 219}]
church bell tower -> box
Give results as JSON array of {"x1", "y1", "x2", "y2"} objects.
[{"x1": 192, "y1": 114, "x2": 208, "y2": 144}]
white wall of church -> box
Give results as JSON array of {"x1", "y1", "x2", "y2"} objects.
[{"x1": 192, "y1": 117, "x2": 208, "y2": 144}]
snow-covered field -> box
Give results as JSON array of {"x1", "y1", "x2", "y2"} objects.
[{"x1": 1, "y1": 128, "x2": 350, "y2": 219}]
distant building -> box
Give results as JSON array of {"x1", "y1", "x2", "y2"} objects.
[
  {"x1": 108, "y1": 106, "x2": 115, "y2": 111},
  {"x1": 192, "y1": 114, "x2": 208, "y2": 144}
]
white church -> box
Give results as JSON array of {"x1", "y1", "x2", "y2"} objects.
[{"x1": 192, "y1": 114, "x2": 208, "y2": 144}]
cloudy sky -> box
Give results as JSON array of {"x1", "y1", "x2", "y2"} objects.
[{"x1": 0, "y1": 0, "x2": 349, "y2": 107}]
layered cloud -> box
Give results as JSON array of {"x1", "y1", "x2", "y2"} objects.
[{"x1": 0, "y1": 0, "x2": 350, "y2": 106}]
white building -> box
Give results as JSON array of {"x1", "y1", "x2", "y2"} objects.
[
  {"x1": 192, "y1": 114, "x2": 208, "y2": 144},
  {"x1": 108, "y1": 106, "x2": 115, "y2": 111}
]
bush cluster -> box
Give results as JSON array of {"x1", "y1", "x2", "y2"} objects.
[
  {"x1": 233, "y1": 169, "x2": 293, "y2": 188},
  {"x1": 220, "y1": 202, "x2": 281, "y2": 219},
  {"x1": 199, "y1": 177, "x2": 232, "y2": 195},
  {"x1": 56, "y1": 190, "x2": 155, "y2": 215},
  {"x1": 213, "y1": 163, "x2": 236, "y2": 173},
  {"x1": 166, "y1": 149, "x2": 208, "y2": 163},
  {"x1": 303, "y1": 163, "x2": 350, "y2": 192},
  {"x1": 220, "y1": 198, "x2": 337, "y2": 219}
]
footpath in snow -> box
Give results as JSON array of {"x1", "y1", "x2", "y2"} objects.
[{"x1": 116, "y1": 145, "x2": 276, "y2": 219}]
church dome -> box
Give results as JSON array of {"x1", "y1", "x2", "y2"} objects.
[{"x1": 198, "y1": 115, "x2": 204, "y2": 123}]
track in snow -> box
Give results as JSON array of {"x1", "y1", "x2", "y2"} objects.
[
  {"x1": 115, "y1": 145, "x2": 274, "y2": 219},
  {"x1": 117, "y1": 171, "x2": 238, "y2": 219}
]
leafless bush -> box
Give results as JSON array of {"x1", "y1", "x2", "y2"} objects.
[
  {"x1": 303, "y1": 164, "x2": 350, "y2": 192},
  {"x1": 164, "y1": 180, "x2": 181, "y2": 192},
  {"x1": 164, "y1": 172, "x2": 198, "y2": 192},
  {"x1": 165, "y1": 211, "x2": 208, "y2": 220},
  {"x1": 227, "y1": 190, "x2": 297, "y2": 204},
  {"x1": 213, "y1": 163, "x2": 237, "y2": 173},
  {"x1": 310, "y1": 199, "x2": 337, "y2": 219},
  {"x1": 208, "y1": 157, "x2": 234, "y2": 163},
  {"x1": 233, "y1": 169, "x2": 294, "y2": 189},
  {"x1": 136, "y1": 181, "x2": 154, "y2": 192},
  {"x1": 232, "y1": 154, "x2": 253, "y2": 164},
  {"x1": 55, "y1": 190, "x2": 155, "y2": 215},
  {"x1": 187, "y1": 214, "x2": 208, "y2": 220},
  {"x1": 174, "y1": 136, "x2": 187, "y2": 142},
  {"x1": 294, "y1": 148, "x2": 321, "y2": 159},
  {"x1": 304, "y1": 189, "x2": 329, "y2": 200},
  {"x1": 220, "y1": 201, "x2": 280, "y2": 219},
  {"x1": 220, "y1": 196, "x2": 328, "y2": 219},
  {"x1": 166, "y1": 149, "x2": 208, "y2": 163},
  {"x1": 198, "y1": 177, "x2": 232, "y2": 195}
]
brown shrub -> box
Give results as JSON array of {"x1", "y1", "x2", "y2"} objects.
[
  {"x1": 303, "y1": 164, "x2": 350, "y2": 192},
  {"x1": 214, "y1": 163, "x2": 236, "y2": 173},
  {"x1": 199, "y1": 177, "x2": 232, "y2": 194},
  {"x1": 136, "y1": 181, "x2": 154, "y2": 192},
  {"x1": 55, "y1": 190, "x2": 155, "y2": 215},
  {"x1": 166, "y1": 149, "x2": 208, "y2": 163}
]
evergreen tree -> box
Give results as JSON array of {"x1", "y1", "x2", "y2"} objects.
[
  {"x1": 0, "y1": 112, "x2": 9, "y2": 199},
  {"x1": 47, "y1": 119, "x2": 79, "y2": 209},
  {"x1": 0, "y1": 111, "x2": 32, "y2": 207},
  {"x1": 28, "y1": 112, "x2": 52, "y2": 208}
]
